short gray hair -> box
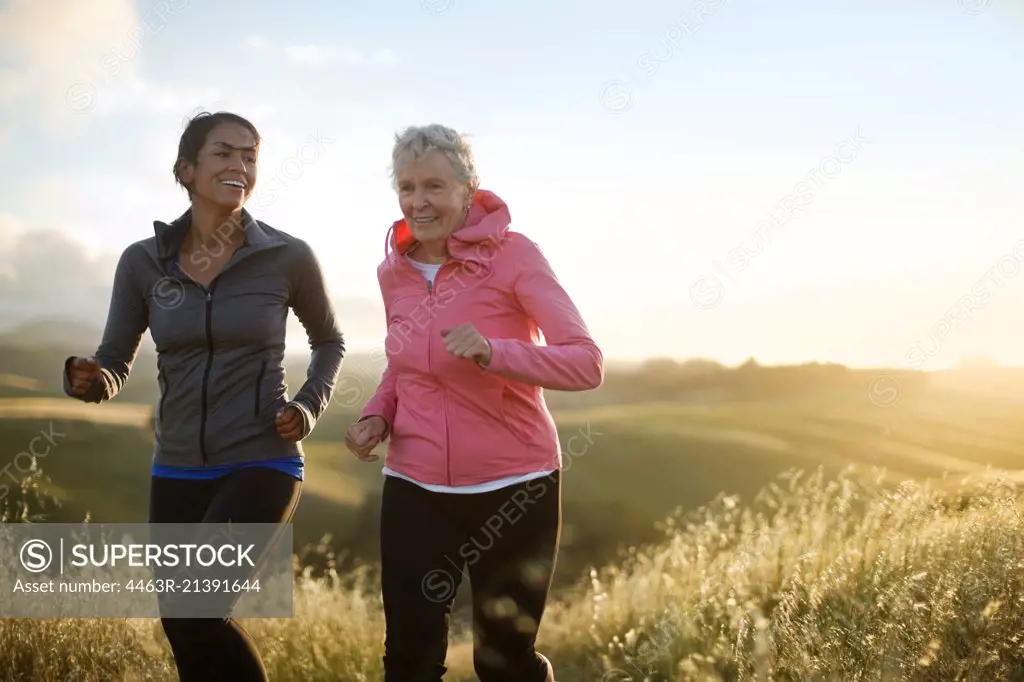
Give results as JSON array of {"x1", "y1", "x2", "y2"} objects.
[{"x1": 390, "y1": 123, "x2": 479, "y2": 192}]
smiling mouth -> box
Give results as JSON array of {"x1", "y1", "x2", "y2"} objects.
[
  {"x1": 221, "y1": 180, "x2": 247, "y2": 189},
  {"x1": 413, "y1": 217, "x2": 438, "y2": 224}
]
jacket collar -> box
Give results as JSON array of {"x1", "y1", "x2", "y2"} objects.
[
  {"x1": 384, "y1": 189, "x2": 511, "y2": 270},
  {"x1": 153, "y1": 207, "x2": 276, "y2": 263}
]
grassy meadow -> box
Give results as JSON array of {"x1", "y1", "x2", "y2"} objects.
[{"x1": 2, "y1": 337, "x2": 1024, "y2": 680}]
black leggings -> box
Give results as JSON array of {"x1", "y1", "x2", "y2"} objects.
[
  {"x1": 148, "y1": 467, "x2": 301, "y2": 682},
  {"x1": 380, "y1": 471, "x2": 561, "y2": 682}
]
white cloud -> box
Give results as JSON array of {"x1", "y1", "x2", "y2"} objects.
[
  {"x1": 79, "y1": 75, "x2": 223, "y2": 120},
  {"x1": 0, "y1": 223, "x2": 118, "y2": 327},
  {"x1": 244, "y1": 35, "x2": 269, "y2": 50},
  {"x1": 0, "y1": 121, "x2": 14, "y2": 148},
  {"x1": 0, "y1": 196, "x2": 387, "y2": 350},
  {"x1": 0, "y1": 214, "x2": 28, "y2": 278},
  {"x1": 0, "y1": 0, "x2": 197, "y2": 129},
  {"x1": 0, "y1": 0, "x2": 135, "y2": 124},
  {"x1": 282, "y1": 44, "x2": 400, "y2": 68},
  {"x1": 0, "y1": 0, "x2": 137, "y2": 64},
  {"x1": 242, "y1": 37, "x2": 399, "y2": 68}
]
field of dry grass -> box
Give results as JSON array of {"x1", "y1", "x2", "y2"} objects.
[
  {"x1": 3, "y1": 467, "x2": 1024, "y2": 681},
  {"x1": 0, "y1": 398, "x2": 152, "y2": 429},
  {"x1": 2, "y1": 385, "x2": 1024, "y2": 680}
]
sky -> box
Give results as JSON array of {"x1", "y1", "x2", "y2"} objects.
[{"x1": 0, "y1": 0, "x2": 1022, "y2": 371}]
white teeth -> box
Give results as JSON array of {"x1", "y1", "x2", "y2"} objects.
[
  {"x1": 222, "y1": 180, "x2": 245, "y2": 188},
  {"x1": 414, "y1": 217, "x2": 437, "y2": 223}
]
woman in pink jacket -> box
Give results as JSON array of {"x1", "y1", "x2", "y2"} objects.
[{"x1": 344, "y1": 123, "x2": 604, "y2": 681}]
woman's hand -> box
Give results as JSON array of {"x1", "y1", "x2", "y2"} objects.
[
  {"x1": 441, "y1": 323, "x2": 492, "y2": 366},
  {"x1": 276, "y1": 406, "x2": 304, "y2": 441},
  {"x1": 345, "y1": 416, "x2": 387, "y2": 461},
  {"x1": 67, "y1": 356, "x2": 102, "y2": 396}
]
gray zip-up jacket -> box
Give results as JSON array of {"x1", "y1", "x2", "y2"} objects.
[{"x1": 62, "y1": 208, "x2": 345, "y2": 468}]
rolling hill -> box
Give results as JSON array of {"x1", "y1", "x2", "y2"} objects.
[{"x1": 3, "y1": 327, "x2": 1024, "y2": 679}]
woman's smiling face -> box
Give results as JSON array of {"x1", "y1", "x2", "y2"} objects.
[
  {"x1": 395, "y1": 147, "x2": 472, "y2": 250},
  {"x1": 176, "y1": 122, "x2": 259, "y2": 210}
]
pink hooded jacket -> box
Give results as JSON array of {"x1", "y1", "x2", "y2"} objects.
[{"x1": 359, "y1": 189, "x2": 604, "y2": 487}]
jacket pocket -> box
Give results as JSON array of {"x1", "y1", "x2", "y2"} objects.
[
  {"x1": 157, "y1": 366, "x2": 168, "y2": 425},
  {"x1": 253, "y1": 359, "x2": 267, "y2": 417},
  {"x1": 499, "y1": 386, "x2": 537, "y2": 448}
]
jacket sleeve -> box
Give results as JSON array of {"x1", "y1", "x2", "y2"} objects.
[
  {"x1": 287, "y1": 240, "x2": 345, "y2": 439},
  {"x1": 359, "y1": 266, "x2": 398, "y2": 438},
  {"x1": 359, "y1": 363, "x2": 397, "y2": 439},
  {"x1": 482, "y1": 238, "x2": 604, "y2": 391},
  {"x1": 64, "y1": 244, "x2": 149, "y2": 403}
]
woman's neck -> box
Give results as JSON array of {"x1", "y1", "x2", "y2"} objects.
[
  {"x1": 408, "y1": 241, "x2": 448, "y2": 264},
  {"x1": 186, "y1": 201, "x2": 245, "y2": 253}
]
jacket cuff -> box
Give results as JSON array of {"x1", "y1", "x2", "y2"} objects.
[
  {"x1": 286, "y1": 400, "x2": 314, "y2": 439},
  {"x1": 63, "y1": 356, "x2": 106, "y2": 404},
  {"x1": 359, "y1": 413, "x2": 391, "y2": 440},
  {"x1": 478, "y1": 338, "x2": 507, "y2": 374}
]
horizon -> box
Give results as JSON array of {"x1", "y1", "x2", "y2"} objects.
[
  {"x1": 1, "y1": 314, "x2": 1019, "y2": 374},
  {"x1": 1, "y1": 1, "x2": 1022, "y2": 371}
]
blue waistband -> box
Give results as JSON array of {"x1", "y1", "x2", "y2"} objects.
[{"x1": 151, "y1": 457, "x2": 304, "y2": 481}]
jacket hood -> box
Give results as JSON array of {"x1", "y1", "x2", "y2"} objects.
[{"x1": 383, "y1": 189, "x2": 510, "y2": 270}]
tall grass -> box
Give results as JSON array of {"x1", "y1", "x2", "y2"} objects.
[
  {"x1": 540, "y1": 467, "x2": 1024, "y2": 681},
  {"x1": 3, "y1": 466, "x2": 1024, "y2": 681}
]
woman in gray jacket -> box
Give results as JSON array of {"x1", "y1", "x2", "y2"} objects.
[{"x1": 64, "y1": 111, "x2": 345, "y2": 681}]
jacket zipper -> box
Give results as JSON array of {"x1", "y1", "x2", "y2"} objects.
[
  {"x1": 163, "y1": 233, "x2": 285, "y2": 467},
  {"x1": 425, "y1": 266, "x2": 452, "y2": 486},
  {"x1": 254, "y1": 359, "x2": 266, "y2": 417},
  {"x1": 199, "y1": 285, "x2": 216, "y2": 464},
  {"x1": 157, "y1": 366, "x2": 167, "y2": 426}
]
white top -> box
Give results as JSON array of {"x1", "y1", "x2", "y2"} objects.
[
  {"x1": 406, "y1": 257, "x2": 442, "y2": 284},
  {"x1": 379, "y1": 256, "x2": 557, "y2": 493}
]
